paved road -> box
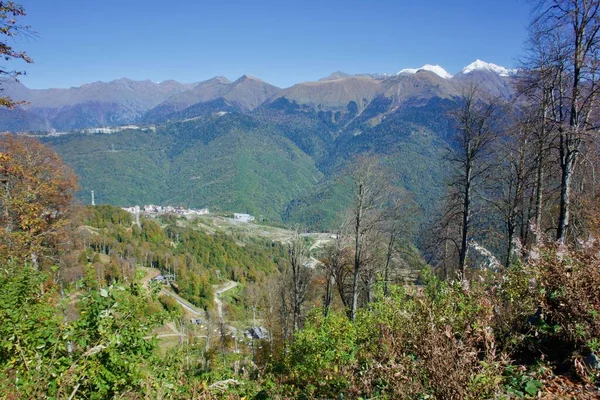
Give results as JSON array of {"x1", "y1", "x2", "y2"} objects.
[{"x1": 161, "y1": 288, "x2": 204, "y2": 316}]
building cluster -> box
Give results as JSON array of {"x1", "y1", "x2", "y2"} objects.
[
  {"x1": 122, "y1": 205, "x2": 209, "y2": 216},
  {"x1": 81, "y1": 125, "x2": 156, "y2": 134}
]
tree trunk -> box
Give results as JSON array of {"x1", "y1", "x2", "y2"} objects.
[
  {"x1": 459, "y1": 164, "x2": 472, "y2": 280},
  {"x1": 324, "y1": 273, "x2": 334, "y2": 316},
  {"x1": 533, "y1": 146, "x2": 544, "y2": 244},
  {"x1": 557, "y1": 158, "x2": 573, "y2": 242},
  {"x1": 351, "y1": 184, "x2": 363, "y2": 321},
  {"x1": 351, "y1": 262, "x2": 360, "y2": 321},
  {"x1": 383, "y1": 233, "x2": 394, "y2": 296},
  {"x1": 533, "y1": 105, "x2": 548, "y2": 245},
  {"x1": 505, "y1": 226, "x2": 514, "y2": 269},
  {"x1": 293, "y1": 276, "x2": 300, "y2": 331}
]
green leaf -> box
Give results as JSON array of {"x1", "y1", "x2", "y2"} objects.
[{"x1": 524, "y1": 379, "x2": 542, "y2": 396}]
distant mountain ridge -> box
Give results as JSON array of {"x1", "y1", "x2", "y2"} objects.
[
  {"x1": 0, "y1": 78, "x2": 198, "y2": 131},
  {"x1": 0, "y1": 60, "x2": 517, "y2": 133}
]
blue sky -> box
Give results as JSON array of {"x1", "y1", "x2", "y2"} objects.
[{"x1": 11, "y1": 0, "x2": 531, "y2": 89}]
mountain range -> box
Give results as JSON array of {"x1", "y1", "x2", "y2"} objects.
[
  {"x1": 0, "y1": 60, "x2": 515, "y2": 132},
  {"x1": 1, "y1": 60, "x2": 519, "y2": 233}
]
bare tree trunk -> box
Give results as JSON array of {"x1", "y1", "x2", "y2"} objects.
[
  {"x1": 459, "y1": 164, "x2": 472, "y2": 279},
  {"x1": 533, "y1": 139, "x2": 545, "y2": 244},
  {"x1": 443, "y1": 224, "x2": 450, "y2": 280},
  {"x1": 365, "y1": 280, "x2": 372, "y2": 304},
  {"x1": 557, "y1": 156, "x2": 574, "y2": 242},
  {"x1": 505, "y1": 226, "x2": 515, "y2": 269},
  {"x1": 324, "y1": 273, "x2": 334, "y2": 316},
  {"x1": 383, "y1": 231, "x2": 395, "y2": 297},
  {"x1": 288, "y1": 231, "x2": 311, "y2": 331},
  {"x1": 346, "y1": 154, "x2": 385, "y2": 320},
  {"x1": 350, "y1": 261, "x2": 360, "y2": 320},
  {"x1": 449, "y1": 85, "x2": 501, "y2": 281},
  {"x1": 532, "y1": 100, "x2": 550, "y2": 244},
  {"x1": 351, "y1": 184, "x2": 363, "y2": 321}
]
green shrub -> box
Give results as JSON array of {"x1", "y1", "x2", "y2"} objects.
[
  {"x1": 285, "y1": 310, "x2": 357, "y2": 397},
  {"x1": 159, "y1": 293, "x2": 183, "y2": 314}
]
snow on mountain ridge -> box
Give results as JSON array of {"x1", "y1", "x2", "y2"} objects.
[
  {"x1": 397, "y1": 64, "x2": 453, "y2": 79},
  {"x1": 461, "y1": 60, "x2": 517, "y2": 77}
]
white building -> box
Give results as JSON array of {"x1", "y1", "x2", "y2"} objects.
[
  {"x1": 122, "y1": 205, "x2": 141, "y2": 214},
  {"x1": 234, "y1": 213, "x2": 255, "y2": 223}
]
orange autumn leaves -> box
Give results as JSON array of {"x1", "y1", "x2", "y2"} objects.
[{"x1": 0, "y1": 134, "x2": 78, "y2": 268}]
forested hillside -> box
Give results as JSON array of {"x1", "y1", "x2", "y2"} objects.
[
  {"x1": 79, "y1": 205, "x2": 285, "y2": 309},
  {"x1": 41, "y1": 92, "x2": 452, "y2": 234}
]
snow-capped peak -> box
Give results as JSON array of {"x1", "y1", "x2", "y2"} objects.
[
  {"x1": 397, "y1": 64, "x2": 453, "y2": 79},
  {"x1": 461, "y1": 60, "x2": 517, "y2": 77}
]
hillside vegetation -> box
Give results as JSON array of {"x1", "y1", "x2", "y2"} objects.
[{"x1": 42, "y1": 95, "x2": 451, "y2": 233}]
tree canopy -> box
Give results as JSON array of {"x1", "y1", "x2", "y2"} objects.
[{"x1": 0, "y1": 135, "x2": 78, "y2": 268}]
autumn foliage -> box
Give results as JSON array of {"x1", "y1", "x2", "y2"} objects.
[{"x1": 0, "y1": 134, "x2": 78, "y2": 268}]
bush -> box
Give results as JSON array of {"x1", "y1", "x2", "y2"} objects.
[
  {"x1": 273, "y1": 274, "x2": 509, "y2": 399},
  {"x1": 285, "y1": 310, "x2": 357, "y2": 397},
  {"x1": 529, "y1": 243, "x2": 600, "y2": 371},
  {"x1": 0, "y1": 266, "x2": 66, "y2": 398},
  {"x1": 351, "y1": 278, "x2": 505, "y2": 400},
  {"x1": 0, "y1": 266, "x2": 172, "y2": 399},
  {"x1": 159, "y1": 293, "x2": 183, "y2": 314}
]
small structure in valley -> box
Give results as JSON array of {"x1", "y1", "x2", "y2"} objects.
[
  {"x1": 245, "y1": 326, "x2": 268, "y2": 340},
  {"x1": 150, "y1": 275, "x2": 168, "y2": 284},
  {"x1": 233, "y1": 213, "x2": 255, "y2": 223}
]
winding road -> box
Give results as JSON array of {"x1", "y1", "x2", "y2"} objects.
[
  {"x1": 142, "y1": 267, "x2": 240, "y2": 339},
  {"x1": 213, "y1": 281, "x2": 239, "y2": 321},
  {"x1": 156, "y1": 279, "x2": 239, "y2": 321}
]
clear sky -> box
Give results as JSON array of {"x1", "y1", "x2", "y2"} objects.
[{"x1": 10, "y1": 0, "x2": 532, "y2": 89}]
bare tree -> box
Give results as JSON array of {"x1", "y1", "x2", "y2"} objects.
[
  {"x1": 517, "y1": 29, "x2": 559, "y2": 245},
  {"x1": 426, "y1": 193, "x2": 463, "y2": 280},
  {"x1": 448, "y1": 85, "x2": 504, "y2": 280},
  {"x1": 359, "y1": 228, "x2": 385, "y2": 305},
  {"x1": 381, "y1": 190, "x2": 416, "y2": 296},
  {"x1": 346, "y1": 154, "x2": 386, "y2": 320},
  {"x1": 321, "y1": 224, "x2": 351, "y2": 316},
  {"x1": 287, "y1": 230, "x2": 312, "y2": 331},
  {"x1": 529, "y1": 0, "x2": 600, "y2": 242},
  {"x1": 484, "y1": 120, "x2": 533, "y2": 268}
]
